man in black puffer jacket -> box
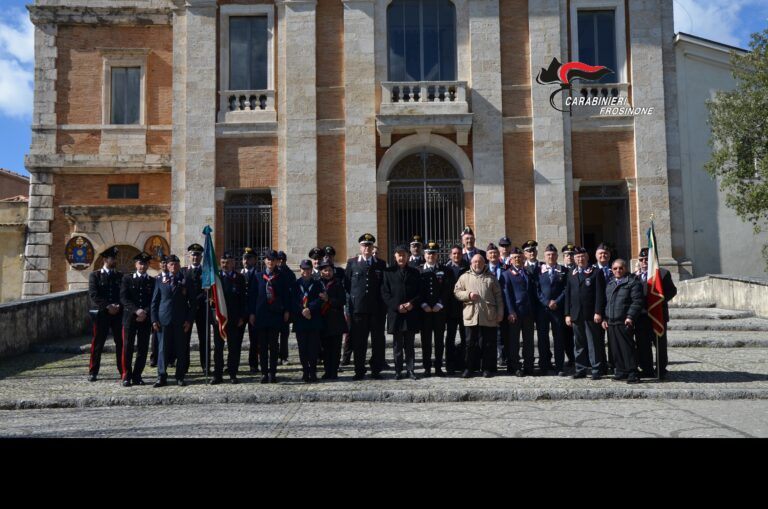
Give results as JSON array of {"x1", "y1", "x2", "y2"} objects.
[{"x1": 602, "y1": 259, "x2": 644, "y2": 384}]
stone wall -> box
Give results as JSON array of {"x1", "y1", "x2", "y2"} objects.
[
  {"x1": 0, "y1": 290, "x2": 90, "y2": 358},
  {"x1": 675, "y1": 275, "x2": 768, "y2": 319}
]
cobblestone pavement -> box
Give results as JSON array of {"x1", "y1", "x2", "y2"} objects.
[
  {"x1": 0, "y1": 400, "x2": 765, "y2": 437},
  {"x1": 1, "y1": 333, "x2": 767, "y2": 409}
]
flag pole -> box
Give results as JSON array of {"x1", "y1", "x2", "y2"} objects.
[{"x1": 206, "y1": 287, "x2": 210, "y2": 384}]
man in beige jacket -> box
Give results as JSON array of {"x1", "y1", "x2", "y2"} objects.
[{"x1": 454, "y1": 254, "x2": 504, "y2": 378}]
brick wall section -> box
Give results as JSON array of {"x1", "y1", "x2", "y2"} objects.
[
  {"x1": 215, "y1": 201, "x2": 224, "y2": 256},
  {"x1": 56, "y1": 130, "x2": 100, "y2": 154},
  {"x1": 56, "y1": 25, "x2": 173, "y2": 126},
  {"x1": 573, "y1": 190, "x2": 581, "y2": 246},
  {"x1": 464, "y1": 192, "x2": 474, "y2": 235},
  {"x1": 571, "y1": 131, "x2": 636, "y2": 180},
  {"x1": 147, "y1": 130, "x2": 172, "y2": 155},
  {"x1": 215, "y1": 137, "x2": 278, "y2": 188},
  {"x1": 376, "y1": 193, "x2": 388, "y2": 259},
  {"x1": 500, "y1": 0, "x2": 532, "y2": 118},
  {"x1": 316, "y1": 0, "x2": 344, "y2": 121},
  {"x1": 317, "y1": 135, "x2": 347, "y2": 259},
  {"x1": 629, "y1": 189, "x2": 639, "y2": 260},
  {"x1": 56, "y1": 173, "x2": 171, "y2": 206},
  {"x1": 376, "y1": 133, "x2": 473, "y2": 168},
  {"x1": 49, "y1": 181, "x2": 68, "y2": 293},
  {"x1": 503, "y1": 132, "x2": 536, "y2": 247},
  {"x1": 0, "y1": 171, "x2": 30, "y2": 199}
]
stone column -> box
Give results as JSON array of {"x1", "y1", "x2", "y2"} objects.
[
  {"x1": 469, "y1": 0, "x2": 505, "y2": 244},
  {"x1": 170, "y1": 0, "x2": 217, "y2": 256},
  {"x1": 22, "y1": 21, "x2": 58, "y2": 299},
  {"x1": 343, "y1": 0, "x2": 377, "y2": 255},
  {"x1": 276, "y1": 0, "x2": 318, "y2": 262},
  {"x1": 629, "y1": 0, "x2": 675, "y2": 268},
  {"x1": 528, "y1": 0, "x2": 571, "y2": 248}
]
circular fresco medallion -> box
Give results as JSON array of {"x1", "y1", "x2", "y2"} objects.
[
  {"x1": 143, "y1": 235, "x2": 170, "y2": 270},
  {"x1": 65, "y1": 235, "x2": 95, "y2": 270}
]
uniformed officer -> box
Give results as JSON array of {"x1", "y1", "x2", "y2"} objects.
[
  {"x1": 309, "y1": 247, "x2": 324, "y2": 278},
  {"x1": 344, "y1": 233, "x2": 387, "y2": 380},
  {"x1": 277, "y1": 250, "x2": 296, "y2": 365},
  {"x1": 382, "y1": 244, "x2": 423, "y2": 380},
  {"x1": 408, "y1": 235, "x2": 425, "y2": 268},
  {"x1": 418, "y1": 241, "x2": 454, "y2": 377},
  {"x1": 293, "y1": 259, "x2": 324, "y2": 382},
  {"x1": 498, "y1": 236, "x2": 513, "y2": 267},
  {"x1": 444, "y1": 244, "x2": 468, "y2": 374},
  {"x1": 593, "y1": 242, "x2": 615, "y2": 375},
  {"x1": 210, "y1": 252, "x2": 247, "y2": 385},
  {"x1": 322, "y1": 245, "x2": 347, "y2": 283},
  {"x1": 241, "y1": 247, "x2": 259, "y2": 373},
  {"x1": 119, "y1": 251, "x2": 155, "y2": 386},
  {"x1": 151, "y1": 254, "x2": 195, "y2": 387},
  {"x1": 87, "y1": 246, "x2": 124, "y2": 382},
  {"x1": 461, "y1": 226, "x2": 486, "y2": 265},
  {"x1": 487, "y1": 243, "x2": 508, "y2": 373},
  {"x1": 249, "y1": 250, "x2": 291, "y2": 383},
  {"x1": 522, "y1": 240, "x2": 543, "y2": 275},
  {"x1": 602, "y1": 259, "x2": 643, "y2": 384},
  {"x1": 564, "y1": 247, "x2": 607, "y2": 380},
  {"x1": 535, "y1": 244, "x2": 568, "y2": 376},
  {"x1": 323, "y1": 245, "x2": 349, "y2": 371},
  {"x1": 501, "y1": 247, "x2": 536, "y2": 377},
  {"x1": 318, "y1": 257, "x2": 347, "y2": 380},
  {"x1": 150, "y1": 254, "x2": 168, "y2": 368},
  {"x1": 181, "y1": 243, "x2": 210, "y2": 374},
  {"x1": 561, "y1": 243, "x2": 577, "y2": 369}
]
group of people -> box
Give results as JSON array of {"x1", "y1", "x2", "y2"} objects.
[{"x1": 86, "y1": 226, "x2": 677, "y2": 388}]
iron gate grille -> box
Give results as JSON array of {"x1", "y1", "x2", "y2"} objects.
[
  {"x1": 388, "y1": 183, "x2": 464, "y2": 262},
  {"x1": 224, "y1": 193, "x2": 272, "y2": 269}
]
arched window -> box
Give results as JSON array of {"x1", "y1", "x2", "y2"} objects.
[{"x1": 387, "y1": 0, "x2": 457, "y2": 81}]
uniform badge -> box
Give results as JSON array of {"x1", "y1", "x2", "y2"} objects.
[{"x1": 585, "y1": 279, "x2": 591, "y2": 287}]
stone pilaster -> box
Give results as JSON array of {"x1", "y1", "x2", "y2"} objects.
[
  {"x1": 276, "y1": 0, "x2": 318, "y2": 262},
  {"x1": 343, "y1": 0, "x2": 376, "y2": 256},
  {"x1": 22, "y1": 20, "x2": 58, "y2": 299},
  {"x1": 528, "y1": 0, "x2": 571, "y2": 248},
  {"x1": 629, "y1": 0, "x2": 675, "y2": 266},
  {"x1": 171, "y1": 0, "x2": 217, "y2": 255},
  {"x1": 469, "y1": 0, "x2": 505, "y2": 244}
]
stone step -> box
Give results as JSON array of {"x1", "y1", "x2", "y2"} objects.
[
  {"x1": 669, "y1": 301, "x2": 717, "y2": 309},
  {"x1": 668, "y1": 318, "x2": 768, "y2": 332},
  {"x1": 666, "y1": 330, "x2": 768, "y2": 348},
  {"x1": 668, "y1": 308, "x2": 755, "y2": 320}
]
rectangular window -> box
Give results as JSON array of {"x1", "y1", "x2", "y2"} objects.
[
  {"x1": 229, "y1": 16, "x2": 268, "y2": 90},
  {"x1": 108, "y1": 184, "x2": 139, "y2": 199},
  {"x1": 577, "y1": 10, "x2": 618, "y2": 84},
  {"x1": 110, "y1": 67, "x2": 141, "y2": 124}
]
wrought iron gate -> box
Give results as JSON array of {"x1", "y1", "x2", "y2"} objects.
[
  {"x1": 224, "y1": 193, "x2": 272, "y2": 268},
  {"x1": 387, "y1": 151, "x2": 464, "y2": 261}
]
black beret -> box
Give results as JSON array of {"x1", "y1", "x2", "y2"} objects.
[
  {"x1": 544, "y1": 244, "x2": 558, "y2": 253},
  {"x1": 486, "y1": 243, "x2": 499, "y2": 253},
  {"x1": 509, "y1": 247, "x2": 522, "y2": 255},
  {"x1": 498, "y1": 236, "x2": 512, "y2": 246},
  {"x1": 299, "y1": 259, "x2": 313, "y2": 270},
  {"x1": 596, "y1": 242, "x2": 611, "y2": 252},
  {"x1": 221, "y1": 251, "x2": 234, "y2": 260},
  {"x1": 264, "y1": 250, "x2": 279, "y2": 260},
  {"x1": 358, "y1": 233, "x2": 375, "y2": 245},
  {"x1": 133, "y1": 251, "x2": 152, "y2": 263},
  {"x1": 394, "y1": 244, "x2": 409, "y2": 253},
  {"x1": 166, "y1": 254, "x2": 180, "y2": 263},
  {"x1": 277, "y1": 250, "x2": 287, "y2": 261},
  {"x1": 100, "y1": 246, "x2": 119, "y2": 258},
  {"x1": 574, "y1": 246, "x2": 588, "y2": 255},
  {"x1": 187, "y1": 243, "x2": 204, "y2": 254}
]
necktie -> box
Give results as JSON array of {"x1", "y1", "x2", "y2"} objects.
[{"x1": 549, "y1": 267, "x2": 555, "y2": 283}]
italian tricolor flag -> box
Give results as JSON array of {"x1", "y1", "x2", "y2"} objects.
[
  {"x1": 646, "y1": 222, "x2": 666, "y2": 337},
  {"x1": 202, "y1": 225, "x2": 228, "y2": 340}
]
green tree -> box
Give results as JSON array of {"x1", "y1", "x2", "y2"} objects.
[{"x1": 705, "y1": 28, "x2": 768, "y2": 269}]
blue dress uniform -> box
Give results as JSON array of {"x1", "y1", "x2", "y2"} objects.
[
  {"x1": 248, "y1": 251, "x2": 292, "y2": 382},
  {"x1": 293, "y1": 260, "x2": 324, "y2": 382},
  {"x1": 181, "y1": 243, "x2": 210, "y2": 373},
  {"x1": 561, "y1": 243, "x2": 577, "y2": 367},
  {"x1": 522, "y1": 240, "x2": 549, "y2": 372},
  {"x1": 564, "y1": 250, "x2": 607, "y2": 379},
  {"x1": 278, "y1": 250, "x2": 297, "y2": 364},
  {"x1": 150, "y1": 256, "x2": 168, "y2": 368},
  {"x1": 418, "y1": 242, "x2": 454, "y2": 376},
  {"x1": 87, "y1": 246, "x2": 124, "y2": 381},
  {"x1": 344, "y1": 233, "x2": 388, "y2": 380},
  {"x1": 240, "y1": 247, "x2": 259, "y2": 373},
  {"x1": 444, "y1": 258, "x2": 468, "y2": 373},
  {"x1": 501, "y1": 259, "x2": 537, "y2": 376},
  {"x1": 150, "y1": 257, "x2": 196, "y2": 386},
  {"x1": 119, "y1": 252, "x2": 155, "y2": 386},
  {"x1": 594, "y1": 247, "x2": 615, "y2": 374},
  {"x1": 318, "y1": 257, "x2": 348, "y2": 379},
  {"x1": 535, "y1": 248, "x2": 568, "y2": 375},
  {"x1": 211, "y1": 259, "x2": 248, "y2": 384}
]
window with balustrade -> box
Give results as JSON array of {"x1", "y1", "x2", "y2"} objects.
[
  {"x1": 387, "y1": 0, "x2": 457, "y2": 82},
  {"x1": 577, "y1": 10, "x2": 618, "y2": 84}
]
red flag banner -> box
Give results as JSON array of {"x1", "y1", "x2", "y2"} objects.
[{"x1": 646, "y1": 222, "x2": 666, "y2": 337}]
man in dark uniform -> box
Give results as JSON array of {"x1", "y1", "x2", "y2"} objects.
[
  {"x1": 418, "y1": 241, "x2": 454, "y2": 377},
  {"x1": 444, "y1": 244, "x2": 468, "y2": 374},
  {"x1": 151, "y1": 254, "x2": 195, "y2": 387},
  {"x1": 603, "y1": 258, "x2": 643, "y2": 384},
  {"x1": 501, "y1": 247, "x2": 536, "y2": 377},
  {"x1": 87, "y1": 246, "x2": 124, "y2": 382},
  {"x1": 461, "y1": 226, "x2": 486, "y2": 265},
  {"x1": 318, "y1": 257, "x2": 347, "y2": 380},
  {"x1": 119, "y1": 251, "x2": 155, "y2": 386},
  {"x1": 210, "y1": 252, "x2": 248, "y2": 385},
  {"x1": 498, "y1": 236, "x2": 512, "y2": 267},
  {"x1": 323, "y1": 245, "x2": 347, "y2": 283},
  {"x1": 522, "y1": 240, "x2": 542, "y2": 274},
  {"x1": 181, "y1": 243, "x2": 210, "y2": 374},
  {"x1": 593, "y1": 242, "x2": 615, "y2": 375},
  {"x1": 635, "y1": 248, "x2": 678, "y2": 379},
  {"x1": 309, "y1": 247, "x2": 324, "y2": 278},
  {"x1": 408, "y1": 235, "x2": 425, "y2": 268},
  {"x1": 522, "y1": 240, "x2": 546, "y2": 373},
  {"x1": 564, "y1": 247, "x2": 607, "y2": 380},
  {"x1": 344, "y1": 233, "x2": 387, "y2": 380},
  {"x1": 382, "y1": 244, "x2": 423, "y2": 380},
  {"x1": 561, "y1": 243, "x2": 577, "y2": 368},
  {"x1": 241, "y1": 247, "x2": 259, "y2": 373},
  {"x1": 487, "y1": 242, "x2": 508, "y2": 373},
  {"x1": 535, "y1": 244, "x2": 568, "y2": 376},
  {"x1": 322, "y1": 245, "x2": 350, "y2": 369},
  {"x1": 249, "y1": 250, "x2": 291, "y2": 383},
  {"x1": 150, "y1": 254, "x2": 168, "y2": 368},
  {"x1": 277, "y1": 250, "x2": 296, "y2": 365}
]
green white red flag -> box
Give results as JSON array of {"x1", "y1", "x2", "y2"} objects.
[
  {"x1": 646, "y1": 221, "x2": 665, "y2": 337},
  {"x1": 202, "y1": 225, "x2": 228, "y2": 340}
]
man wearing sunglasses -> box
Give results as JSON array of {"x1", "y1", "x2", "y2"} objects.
[{"x1": 602, "y1": 259, "x2": 643, "y2": 384}]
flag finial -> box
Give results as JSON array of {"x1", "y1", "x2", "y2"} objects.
[{"x1": 203, "y1": 225, "x2": 212, "y2": 235}]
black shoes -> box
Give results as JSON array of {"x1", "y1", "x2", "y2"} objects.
[
  {"x1": 435, "y1": 368, "x2": 446, "y2": 377},
  {"x1": 341, "y1": 355, "x2": 352, "y2": 366},
  {"x1": 591, "y1": 373, "x2": 601, "y2": 381},
  {"x1": 249, "y1": 367, "x2": 259, "y2": 374},
  {"x1": 482, "y1": 370, "x2": 493, "y2": 378},
  {"x1": 302, "y1": 372, "x2": 310, "y2": 383},
  {"x1": 269, "y1": 374, "x2": 277, "y2": 384},
  {"x1": 462, "y1": 369, "x2": 472, "y2": 379},
  {"x1": 209, "y1": 377, "x2": 223, "y2": 385},
  {"x1": 308, "y1": 373, "x2": 318, "y2": 383},
  {"x1": 87, "y1": 374, "x2": 97, "y2": 382},
  {"x1": 132, "y1": 378, "x2": 145, "y2": 386},
  {"x1": 177, "y1": 379, "x2": 186, "y2": 386},
  {"x1": 423, "y1": 367, "x2": 432, "y2": 378},
  {"x1": 395, "y1": 372, "x2": 404, "y2": 380},
  {"x1": 370, "y1": 372, "x2": 383, "y2": 380},
  {"x1": 153, "y1": 378, "x2": 167, "y2": 388},
  {"x1": 572, "y1": 371, "x2": 587, "y2": 379},
  {"x1": 352, "y1": 373, "x2": 364, "y2": 381},
  {"x1": 626, "y1": 375, "x2": 641, "y2": 384},
  {"x1": 230, "y1": 376, "x2": 239, "y2": 384},
  {"x1": 121, "y1": 379, "x2": 131, "y2": 387},
  {"x1": 260, "y1": 375, "x2": 270, "y2": 384},
  {"x1": 407, "y1": 371, "x2": 419, "y2": 380},
  {"x1": 557, "y1": 371, "x2": 568, "y2": 377},
  {"x1": 612, "y1": 374, "x2": 628, "y2": 381}
]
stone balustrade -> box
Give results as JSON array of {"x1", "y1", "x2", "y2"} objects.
[
  {"x1": 217, "y1": 89, "x2": 276, "y2": 123},
  {"x1": 380, "y1": 81, "x2": 469, "y2": 115}
]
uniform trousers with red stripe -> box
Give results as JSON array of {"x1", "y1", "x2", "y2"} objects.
[
  {"x1": 89, "y1": 310, "x2": 124, "y2": 377},
  {"x1": 121, "y1": 318, "x2": 151, "y2": 382}
]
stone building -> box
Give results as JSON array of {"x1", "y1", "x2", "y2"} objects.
[
  {"x1": 22, "y1": 0, "x2": 683, "y2": 298},
  {"x1": 0, "y1": 169, "x2": 30, "y2": 303}
]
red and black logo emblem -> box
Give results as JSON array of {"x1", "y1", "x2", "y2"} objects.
[{"x1": 536, "y1": 58, "x2": 613, "y2": 113}]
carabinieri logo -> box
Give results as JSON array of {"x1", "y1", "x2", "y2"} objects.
[{"x1": 536, "y1": 57, "x2": 613, "y2": 113}]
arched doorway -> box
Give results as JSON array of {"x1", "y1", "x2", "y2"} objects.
[
  {"x1": 93, "y1": 245, "x2": 141, "y2": 274},
  {"x1": 387, "y1": 151, "x2": 464, "y2": 260}
]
